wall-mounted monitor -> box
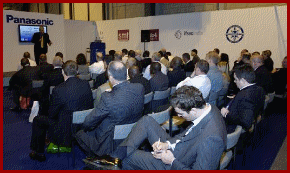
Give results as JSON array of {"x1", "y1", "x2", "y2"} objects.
[{"x1": 18, "y1": 25, "x2": 47, "y2": 42}]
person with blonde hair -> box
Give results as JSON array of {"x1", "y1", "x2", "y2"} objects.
[{"x1": 217, "y1": 61, "x2": 230, "y2": 108}]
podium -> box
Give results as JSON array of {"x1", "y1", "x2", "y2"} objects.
[{"x1": 90, "y1": 41, "x2": 106, "y2": 64}]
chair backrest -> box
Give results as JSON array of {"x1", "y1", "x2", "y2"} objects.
[
  {"x1": 153, "y1": 88, "x2": 171, "y2": 101},
  {"x1": 148, "y1": 106, "x2": 172, "y2": 124},
  {"x1": 92, "y1": 89, "x2": 97, "y2": 100},
  {"x1": 170, "y1": 86, "x2": 176, "y2": 96},
  {"x1": 144, "y1": 92, "x2": 154, "y2": 104},
  {"x1": 72, "y1": 108, "x2": 94, "y2": 124},
  {"x1": 89, "y1": 80, "x2": 94, "y2": 88},
  {"x1": 91, "y1": 73, "x2": 99, "y2": 80},
  {"x1": 50, "y1": 86, "x2": 55, "y2": 95},
  {"x1": 32, "y1": 80, "x2": 44, "y2": 88},
  {"x1": 78, "y1": 74, "x2": 91, "y2": 81},
  {"x1": 226, "y1": 125, "x2": 242, "y2": 149},
  {"x1": 113, "y1": 122, "x2": 137, "y2": 140}
]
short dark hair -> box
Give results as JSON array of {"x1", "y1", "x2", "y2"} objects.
[
  {"x1": 196, "y1": 59, "x2": 209, "y2": 74},
  {"x1": 122, "y1": 49, "x2": 128, "y2": 55},
  {"x1": 23, "y1": 52, "x2": 30, "y2": 59},
  {"x1": 128, "y1": 65, "x2": 140, "y2": 79},
  {"x1": 170, "y1": 56, "x2": 183, "y2": 69},
  {"x1": 21, "y1": 58, "x2": 30, "y2": 67},
  {"x1": 55, "y1": 52, "x2": 63, "y2": 58},
  {"x1": 108, "y1": 61, "x2": 127, "y2": 81},
  {"x1": 170, "y1": 86, "x2": 206, "y2": 113},
  {"x1": 234, "y1": 64, "x2": 255, "y2": 84},
  {"x1": 241, "y1": 52, "x2": 251, "y2": 62},
  {"x1": 39, "y1": 54, "x2": 47, "y2": 64},
  {"x1": 128, "y1": 50, "x2": 135, "y2": 58},
  {"x1": 150, "y1": 62, "x2": 161, "y2": 75},
  {"x1": 63, "y1": 60, "x2": 78, "y2": 76},
  {"x1": 182, "y1": 53, "x2": 190, "y2": 61},
  {"x1": 214, "y1": 48, "x2": 220, "y2": 54},
  {"x1": 166, "y1": 52, "x2": 171, "y2": 56},
  {"x1": 143, "y1": 50, "x2": 150, "y2": 57},
  {"x1": 220, "y1": 53, "x2": 229, "y2": 63},
  {"x1": 262, "y1": 50, "x2": 272, "y2": 58},
  {"x1": 191, "y1": 49, "x2": 198, "y2": 54},
  {"x1": 109, "y1": 50, "x2": 116, "y2": 56},
  {"x1": 158, "y1": 51, "x2": 164, "y2": 57},
  {"x1": 76, "y1": 53, "x2": 87, "y2": 65}
]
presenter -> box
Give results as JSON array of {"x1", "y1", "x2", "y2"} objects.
[{"x1": 32, "y1": 25, "x2": 52, "y2": 65}]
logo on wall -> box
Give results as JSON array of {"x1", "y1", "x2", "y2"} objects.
[
  {"x1": 150, "y1": 29, "x2": 159, "y2": 41},
  {"x1": 226, "y1": 25, "x2": 244, "y2": 43},
  {"x1": 118, "y1": 30, "x2": 129, "y2": 41},
  {"x1": 175, "y1": 30, "x2": 182, "y2": 39}
]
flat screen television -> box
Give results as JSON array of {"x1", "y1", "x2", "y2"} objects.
[{"x1": 18, "y1": 25, "x2": 47, "y2": 42}]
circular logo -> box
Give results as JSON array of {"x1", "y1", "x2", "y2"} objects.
[
  {"x1": 175, "y1": 30, "x2": 182, "y2": 39},
  {"x1": 226, "y1": 25, "x2": 244, "y2": 43}
]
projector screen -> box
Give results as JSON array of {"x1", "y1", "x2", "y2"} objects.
[{"x1": 18, "y1": 25, "x2": 47, "y2": 42}]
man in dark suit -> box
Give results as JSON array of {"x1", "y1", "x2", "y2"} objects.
[
  {"x1": 29, "y1": 60, "x2": 94, "y2": 162},
  {"x1": 182, "y1": 53, "x2": 195, "y2": 72},
  {"x1": 112, "y1": 86, "x2": 227, "y2": 170},
  {"x1": 221, "y1": 64, "x2": 265, "y2": 134},
  {"x1": 32, "y1": 25, "x2": 52, "y2": 65},
  {"x1": 8, "y1": 58, "x2": 40, "y2": 111},
  {"x1": 149, "y1": 62, "x2": 169, "y2": 92},
  {"x1": 129, "y1": 66, "x2": 151, "y2": 94},
  {"x1": 251, "y1": 55, "x2": 274, "y2": 94},
  {"x1": 75, "y1": 61, "x2": 145, "y2": 158},
  {"x1": 36, "y1": 54, "x2": 54, "y2": 80}
]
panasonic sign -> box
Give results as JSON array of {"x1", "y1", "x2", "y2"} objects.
[{"x1": 6, "y1": 15, "x2": 54, "y2": 25}]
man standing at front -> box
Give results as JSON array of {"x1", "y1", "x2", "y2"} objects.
[
  {"x1": 32, "y1": 25, "x2": 52, "y2": 65},
  {"x1": 112, "y1": 86, "x2": 227, "y2": 170}
]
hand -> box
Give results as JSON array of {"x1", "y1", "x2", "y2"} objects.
[
  {"x1": 152, "y1": 141, "x2": 168, "y2": 153},
  {"x1": 48, "y1": 42, "x2": 52, "y2": 46},
  {"x1": 221, "y1": 107, "x2": 229, "y2": 117},
  {"x1": 153, "y1": 150, "x2": 175, "y2": 165}
]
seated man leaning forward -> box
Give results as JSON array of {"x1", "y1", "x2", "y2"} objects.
[
  {"x1": 112, "y1": 85, "x2": 227, "y2": 170},
  {"x1": 75, "y1": 61, "x2": 145, "y2": 159}
]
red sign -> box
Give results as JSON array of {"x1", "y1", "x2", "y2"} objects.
[
  {"x1": 118, "y1": 30, "x2": 129, "y2": 41},
  {"x1": 150, "y1": 29, "x2": 159, "y2": 41}
]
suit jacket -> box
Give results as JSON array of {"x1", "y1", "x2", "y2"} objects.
[
  {"x1": 254, "y1": 65, "x2": 274, "y2": 94},
  {"x1": 82, "y1": 81, "x2": 145, "y2": 155},
  {"x1": 149, "y1": 71, "x2": 169, "y2": 91},
  {"x1": 183, "y1": 60, "x2": 195, "y2": 72},
  {"x1": 141, "y1": 58, "x2": 151, "y2": 70},
  {"x1": 129, "y1": 74, "x2": 152, "y2": 94},
  {"x1": 49, "y1": 77, "x2": 94, "y2": 146},
  {"x1": 8, "y1": 66, "x2": 40, "y2": 96},
  {"x1": 224, "y1": 84, "x2": 265, "y2": 133},
  {"x1": 167, "y1": 67, "x2": 186, "y2": 87},
  {"x1": 31, "y1": 32, "x2": 51, "y2": 54},
  {"x1": 37, "y1": 62, "x2": 54, "y2": 79},
  {"x1": 94, "y1": 71, "x2": 108, "y2": 89}
]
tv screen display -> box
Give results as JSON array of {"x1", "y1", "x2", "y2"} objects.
[{"x1": 18, "y1": 25, "x2": 47, "y2": 42}]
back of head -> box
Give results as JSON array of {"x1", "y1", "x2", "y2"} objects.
[
  {"x1": 53, "y1": 56, "x2": 63, "y2": 67},
  {"x1": 128, "y1": 50, "x2": 135, "y2": 58},
  {"x1": 152, "y1": 52, "x2": 161, "y2": 62},
  {"x1": 109, "y1": 50, "x2": 116, "y2": 56},
  {"x1": 127, "y1": 57, "x2": 137, "y2": 68},
  {"x1": 170, "y1": 86, "x2": 206, "y2": 113},
  {"x1": 76, "y1": 53, "x2": 87, "y2": 65},
  {"x1": 191, "y1": 49, "x2": 198, "y2": 55},
  {"x1": 55, "y1": 52, "x2": 63, "y2": 59},
  {"x1": 282, "y1": 56, "x2": 287, "y2": 68},
  {"x1": 262, "y1": 50, "x2": 272, "y2": 58},
  {"x1": 96, "y1": 52, "x2": 103, "y2": 61},
  {"x1": 234, "y1": 64, "x2": 255, "y2": 84},
  {"x1": 196, "y1": 59, "x2": 209, "y2": 74},
  {"x1": 182, "y1": 53, "x2": 190, "y2": 62},
  {"x1": 220, "y1": 53, "x2": 229, "y2": 63},
  {"x1": 39, "y1": 54, "x2": 47, "y2": 64},
  {"x1": 241, "y1": 49, "x2": 249, "y2": 56},
  {"x1": 252, "y1": 51, "x2": 260, "y2": 56},
  {"x1": 63, "y1": 60, "x2": 78, "y2": 76},
  {"x1": 108, "y1": 61, "x2": 127, "y2": 81},
  {"x1": 143, "y1": 50, "x2": 150, "y2": 58},
  {"x1": 114, "y1": 51, "x2": 123, "y2": 61},
  {"x1": 251, "y1": 55, "x2": 264, "y2": 65},
  {"x1": 122, "y1": 49, "x2": 128, "y2": 55},
  {"x1": 205, "y1": 51, "x2": 220, "y2": 65},
  {"x1": 21, "y1": 58, "x2": 30, "y2": 67},
  {"x1": 166, "y1": 52, "x2": 171, "y2": 56},
  {"x1": 150, "y1": 62, "x2": 161, "y2": 75},
  {"x1": 23, "y1": 52, "x2": 30, "y2": 59},
  {"x1": 213, "y1": 48, "x2": 220, "y2": 54},
  {"x1": 128, "y1": 65, "x2": 140, "y2": 79},
  {"x1": 158, "y1": 51, "x2": 164, "y2": 57},
  {"x1": 241, "y1": 52, "x2": 251, "y2": 64},
  {"x1": 170, "y1": 56, "x2": 183, "y2": 69}
]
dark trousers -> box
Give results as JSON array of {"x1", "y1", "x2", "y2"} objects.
[
  {"x1": 113, "y1": 116, "x2": 171, "y2": 170},
  {"x1": 30, "y1": 115, "x2": 55, "y2": 153},
  {"x1": 12, "y1": 89, "x2": 20, "y2": 107}
]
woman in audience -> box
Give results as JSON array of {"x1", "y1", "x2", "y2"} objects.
[
  {"x1": 167, "y1": 56, "x2": 186, "y2": 87},
  {"x1": 76, "y1": 53, "x2": 89, "y2": 75},
  {"x1": 217, "y1": 61, "x2": 230, "y2": 108}
]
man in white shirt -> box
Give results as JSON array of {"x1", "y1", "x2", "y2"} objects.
[
  {"x1": 122, "y1": 49, "x2": 129, "y2": 64},
  {"x1": 17, "y1": 52, "x2": 37, "y2": 70},
  {"x1": 176, "y1": 60, "x2": 211, "y2": 99},
  {"x1": 89, "y1": 52, "x2": 105, "y2": 75},
  {"x1": 143, "y1": 52, "x2": 167, "y2": 80},
  {"x1": 111, "y1": 86, "x2": 227, "y2": 170}
]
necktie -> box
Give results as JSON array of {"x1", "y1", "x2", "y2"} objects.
[{"x1": 41, "y1": 35, "x2": 44, "y2": 48}]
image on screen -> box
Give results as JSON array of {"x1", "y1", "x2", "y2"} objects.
[{"x1": 18, "y1": 25, "x2": 47, "y2": 42}]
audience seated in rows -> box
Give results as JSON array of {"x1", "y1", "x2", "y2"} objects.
[
  {"x1": 29, "y1": 60, "x2": 94, "y2": 162},
  {"x1": 143, "y1": 52, "x2": 167, "y2": 80},
  {"x1": 178, "y1": 59, "x2": 211, "y2": 99},
  {"x1": 17, "y1": 52, "x2": 37, "y2": 70},
  {"x1": 129, "y1": 65, "x2": 151, "y2": 95},
  {"x1": 75, "y1": 61, "x2": 145, "y2": 158},
  {"x1": 89, "y1": 52, "x2": 106, "y2": 76},
  {"x1": 221, "y1": 64, "x2": 265, "y2": 134},
  {"x1": 112, "y1": 86, "x2": 227, "y2": 170},
  {"x1": 167, "y1": 56, "x2": 186, "y2": 87}
]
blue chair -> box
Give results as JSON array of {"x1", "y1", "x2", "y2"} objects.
[
  {"x1": 170, "y1": 86, "x2": 176, "y2": 96},
  {"x1": 151, "y1": 88, "x2": 171, "y2": 113},
  {"x1": 147, "y1": 106, "x2": 172, "y2": 125}
]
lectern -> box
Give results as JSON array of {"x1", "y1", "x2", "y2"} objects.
[{"x1": 90, "y1": 41, "x2": 105, "y2": 64}]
